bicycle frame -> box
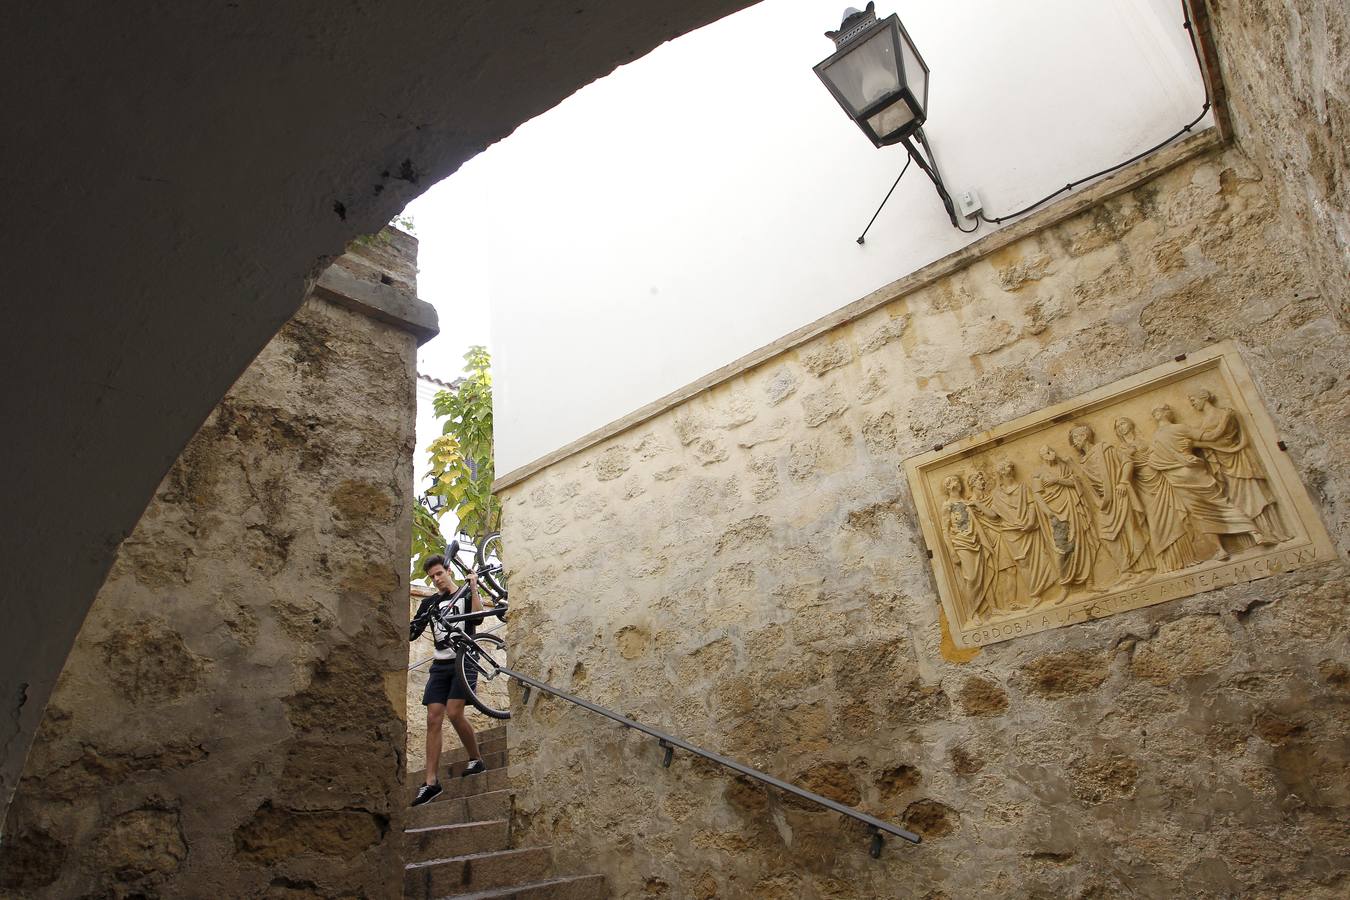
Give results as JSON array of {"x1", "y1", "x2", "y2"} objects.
[
  {"x1": 433, "y1": 604, "x2": 507, "y2": 630},
  {"x1": 408, "y1": 565, "x2": 506, "y2": 671}
]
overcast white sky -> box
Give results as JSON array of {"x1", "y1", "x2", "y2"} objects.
[
  {"x1": 405, "y1": 0, "x2": 1205, "y2": 468},
  {"x1": 406, "y1": 151, "x2": 495, "y2": 384}
]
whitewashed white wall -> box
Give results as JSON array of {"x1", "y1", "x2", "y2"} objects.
[{"x1": 482, "y1": 0, "x2": 1209, "y2": 473}]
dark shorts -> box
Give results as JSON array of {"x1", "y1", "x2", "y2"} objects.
[{"x1": 422, "y1": 659, "x2": 477, "y2": 707}]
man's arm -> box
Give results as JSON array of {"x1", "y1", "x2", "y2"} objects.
[
  {"x1": 468, "y1": 571, "x2": 482, "y2": 614},
  {"x1": 409, "y1": 594, "x2": 437, "y2": 642}
]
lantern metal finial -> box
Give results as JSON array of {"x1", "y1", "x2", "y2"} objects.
[{"x1": 825, "y1": 3, "x2": 877, "y2": 48}]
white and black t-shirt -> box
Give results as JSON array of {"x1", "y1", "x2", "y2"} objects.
[{"x1": 410, "y1": 590, "x2": 476, "y2": 661}]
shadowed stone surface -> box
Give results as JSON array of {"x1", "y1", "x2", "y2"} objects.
[
  {"x1": 0, "y1": 0, "x2": 757, "y2": 826},
  {"x1": 0, "y1": 241, "x2": 420, "y2": 898}
]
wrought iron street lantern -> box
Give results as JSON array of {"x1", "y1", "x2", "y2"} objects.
[
  {"x1": 814, "y1": 3, "x2": 968, "y2": 236},
  {"x1": 814, "y1": 3, "x2": 929, "y2": 148},
  {"x1": 423, "y1": 475, "x2": 448, "y2": 514}
]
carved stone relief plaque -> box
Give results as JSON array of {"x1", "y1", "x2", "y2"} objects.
[{"x1": 905, "y1": 343, "x2": 1335, "y2": 647}]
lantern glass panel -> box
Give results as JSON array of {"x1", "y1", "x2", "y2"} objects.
[
  {"x1": 866, "y1": 100, "x2": 916, "y2": 142},
  {"x1": 898, "y1": 26, "x2": 927, "y2": 115},
  {"x1": 821, "y1": 26, "x2": 901, "y2": 115}
]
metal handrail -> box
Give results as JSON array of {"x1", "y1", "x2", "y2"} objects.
[{"x1": 500, "y1": 664, "x2": 921, "y2": 856}]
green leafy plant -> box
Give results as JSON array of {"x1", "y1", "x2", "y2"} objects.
[
  {"x1": 411, "y1": 501, "x2": 447, "y2": 578},
  {"x1": 411, "y1": 346, "x2": 500, "y2": 576}
]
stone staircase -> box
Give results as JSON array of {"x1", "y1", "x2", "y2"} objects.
[{"x1": 403, "y1": 724, "x2": 607, "y2": 899}]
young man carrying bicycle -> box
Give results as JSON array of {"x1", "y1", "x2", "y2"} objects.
[{"x1": 408, "y1": 554, "x2": 486, "y2": 806}]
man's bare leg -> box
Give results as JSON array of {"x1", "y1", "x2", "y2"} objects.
[
  {"x1": 424, "y1": 702, "x2": 446, "y2": 786},
  {"x1": 444, "y1": 699, "x2": 481, "y2": 763}
]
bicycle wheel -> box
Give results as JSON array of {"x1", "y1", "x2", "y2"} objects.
[
  {"x1": 457, "y1": 633, "x2": 511, "y2": 719},
  {"x1": 475, "y1": 531, "x2": 508, "y2": 604}
]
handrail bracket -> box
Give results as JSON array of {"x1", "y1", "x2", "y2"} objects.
[{"x1": 658, "y1": 738, "x2": 674, "y2": 768}]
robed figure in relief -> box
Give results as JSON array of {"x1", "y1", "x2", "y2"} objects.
[
  {"x1": 965, "y1": 469, "x2": 1026, "y2": 615},
  {"x1": 1068, "y1": 423, "x2": 1155, "y2": 579},
  {"x1": 1113, "y1": 416, "x2": 1200, "y2": 572},
  {"x1": 1147, "y1": 405, "x2": 1276, "y2": 556},
  {"x1": 1031, "y1": 445, "x2": 1103, "y2": 589},
  {"x1": 940, "y1": 474, "x2": 997, "y2": 622},
  {"x1": 1185, "y1": 389, "x2": 1292, "y2": 546},
  {"x1": 977, "y1": 459, "x2": 1065, "y2": 607}
]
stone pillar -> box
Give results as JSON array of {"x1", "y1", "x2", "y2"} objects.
[{"x1": 0, "y1": 231, "x2": 435, "y2": 899}]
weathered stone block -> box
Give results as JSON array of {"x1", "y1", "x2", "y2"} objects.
[
  {"x1": 800, "y1": 383, "x2": 847, "y2": 428},
  {"x1": 595, "y1": 445, "x2": 633, "y2": 481},
  {"x1": 98, "y1": 621, "x2": 208, "y2": 705},
  {"x1": 1130, "y1": 615, "x2": 1235, "y2": 684},
  {"x1": 762, "y1": 367, "x2": 800, "y2": 405},
  {"x1": 0, "y1": 827, "x2": 65, "y2": 891},
  {"x1": 234, "y1": 803, "x2": 386, "y2": 863},
  {"x1": 1020, "y1": 650, "x2": 1109, "y2": 699},
  {"x1": 955, "y1": 677, "x2": 1009, "y2": 717},
  {"x1": 799, "y1": 341, "x2": 853, "y2": 376},
  {"x1": 901, "y1": 799, "x2": 959, "y2": 839},
  {"x1": 92, "y1": 808, "x2": 188, "y2": 882},
  {"x1": 1067, "y1": 752, "x2": 1139, "y2": 805},
  {"x1": 858, "y1": 313, "x2": 911, "y2": 353}
]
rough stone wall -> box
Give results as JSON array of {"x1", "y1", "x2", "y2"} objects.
[
  {"x1": 1206, "y1": 0, "x2": 1349, "y2": 326},
  {"x1": 501, "y1": 143, "x2": 1350, "y2": 898},
  {"x1": 0, "y1": 242, "x2": 420, "y2": 898}
]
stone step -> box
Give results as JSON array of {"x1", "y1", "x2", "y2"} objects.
[
  {"x1": 404, "y1": 847, "x2": 552, "y2": 899},
  {"x1": 446, "y1": 749, "x2": 508, "y2": 778},
  {"x1": 440, "y1": 874, "x2": 609, "y2": 900},
  {"x1": 408, "y1": 789, "x2": 513, "y2": 830},
  {"x1": 441, "y1": 735, "x2": 509, "y2": 766},
  {"x1": 410, "y1": 721, "x2": 507, "y2": 751},
  {"x1": 412, "y1": 750, "x2": 509, "y2": 783},
  {"x1": 403, "y1": 819, "x2": 510, "y2": 861},
  {"x1": 430, "y1": 766, "x2": 511, "y2": 801},
  {"x1": 475, "y1": 724, "x2": 510, "y2": 744}
]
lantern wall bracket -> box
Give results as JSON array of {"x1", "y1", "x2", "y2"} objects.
[{"x1": 857, "y1": 126, "x2": 977, "y2": 244}]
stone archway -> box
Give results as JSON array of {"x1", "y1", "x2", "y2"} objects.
[{"x1": 1, "y1": 0, "x2": 756, "y2": 831}]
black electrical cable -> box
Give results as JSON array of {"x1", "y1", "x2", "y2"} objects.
[
  {"x1": 978, "y1": 1, "x2": 1211, "y2": 226},
  {"x1": 856, "y1": 155, "x2": 913, "y2": 245}
]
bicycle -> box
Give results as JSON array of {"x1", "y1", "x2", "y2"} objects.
[
  {"x1": 443, "y1": 531, "x2": 507, "y2": 606},
  {"x1": 423, "y1": 562, "x2": 512, "y2": 719}
]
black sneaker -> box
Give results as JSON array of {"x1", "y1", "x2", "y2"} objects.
[
  {"x1": 411, "y1": 782, "x2": 442, "y2": 806},
  {"x1": 461, "y1": 759, "x2": 486, "y2": 778}
]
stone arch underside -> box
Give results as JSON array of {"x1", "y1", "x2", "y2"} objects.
[{"x1": 0, "y1": 0, "x2": 756, "y2": 818}]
